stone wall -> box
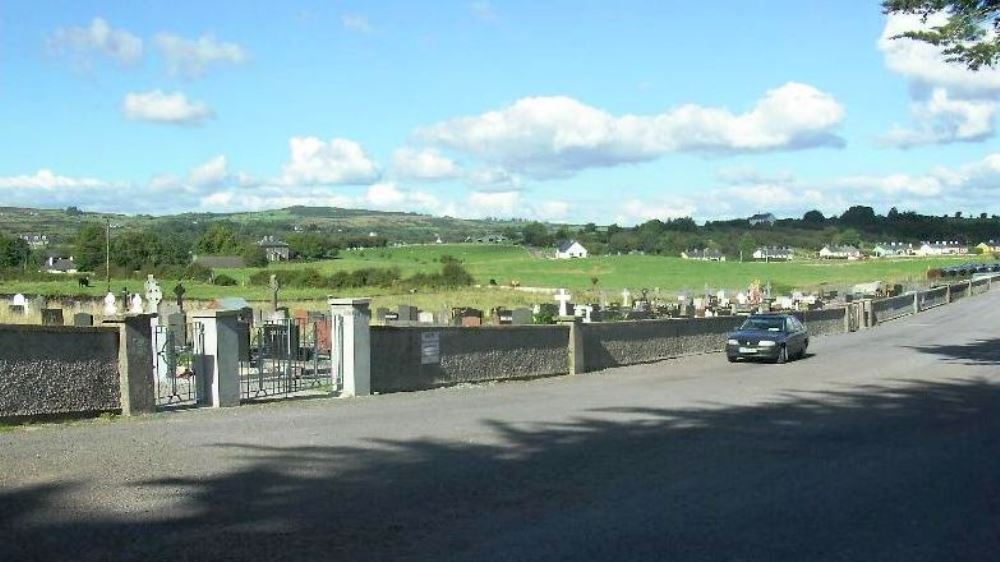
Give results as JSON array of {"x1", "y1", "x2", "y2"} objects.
[
  {"x1": 919, "y1": 286, "x2": 949, "y2": 310},
  {"x1": 872, "y1": 294, "x2": 915, "y2": 324},
  {"x1": 971, "y1": 278, "x2": 992, "y2": 295},
  {"x1": 796, "y1": 308, "x2": 847, "y2": 336},
  {"x1": 581, "y1": 316, "x2": 744, "y2": 371},
  {"x1": 0, "y1": 325, "x2": 121, "y2": 419},
  {"x1": 950, "y1": 282, "x2": 970, "y2": 301},
  {"x1": 370, "y1": 325, "x2": 569, "y2": 393}
]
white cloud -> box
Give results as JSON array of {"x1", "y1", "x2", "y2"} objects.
[
  {"x1": 341, "y1": 14, "x2": 372, "y2": 33},
  {"x1": 48, "y1": 17, "x2": 143, "y2": 67},
  {"x1": 0, "y1": 169, "x2": 103, "y2": 190},
  {"x1": 416, "y1": 83, "x2": 845, "y2": 178},
  {"x1": 365, "y1": 182, "x2": 407, "y2": 207},
  {"x1": 280, "y1": 137, "x2": 380, "y2": 186},
  {"x1": 188, "y1": 155, "x2": 229, "y2": 188},
  {"x1": 468, "y1": 166, "x2": 523, "y2": 191},
  {"x1": 617, "y1": 198, "x2": 698, "y2": 224},
  {"x1": 391, "y1": 148, "x2": 462, "y2": 180},
  {"x1": 716, "y1": 166, "x2": 795, "y2": 185},
  {"x1": 468, "y1": 190, "x2": 521, "y2": 214},
  {"x1": 123, "y1": 90, "x2": 214, "y2": 125},
  {"x1": 154, "y1": 33, "x2": 248, "y2": 79},
  {"x1": 879, "y1": 13, "x2": 1000, "y2": 146}
]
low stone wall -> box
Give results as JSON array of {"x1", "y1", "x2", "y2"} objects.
[
  {"x1": 971, "y1": 278, "x2": 991, "y2": 295},
  {"x1": 919, "y1": 286, "x2": 949, "y2": 310},
  {"x1": 950, "y1": 282, "x2": 970, "y2": 301},
  {"x1": 872, "y1": 294, "x2": 915, "y2": 324},
  {"x1": 796, "y1": 308, "x2": 847, "y2": 336},
  {"x1": 581, "y1": 316, "x2": 744, "y2": 371},
  {"x1": 370, "y1": 324, "x2": 569, "y2": 393},
  {"x1": 0, "y1": 325, "x2": 121, "y2": 419}
]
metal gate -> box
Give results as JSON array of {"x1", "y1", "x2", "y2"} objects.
[
  {"x1": 154, "y1": 321, "x2": 204, "y2": 408},
  {"x1": 240, "y1": 318, "x2": 333, "y2": 401}
]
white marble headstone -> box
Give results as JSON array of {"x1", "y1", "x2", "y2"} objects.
[
  {"x1": 555, "y1": 289, "x2": 572, "y2": 317},
  {"x1": 129, "y1": 293, "x2": 144, "y2": 314},
  {"x1": 144, "y1": 275, "x2": 163, "y2": 314},
  {"x1": 103, "y1": 292, "x2": 118, "y2": 316},
  {"x1": 621, "y1": 289, "x2": 631, "y2": 308}
]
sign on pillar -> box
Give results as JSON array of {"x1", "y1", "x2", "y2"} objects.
[{"x1": 329, "y1": 297, "x2": 372, "y2": 397}]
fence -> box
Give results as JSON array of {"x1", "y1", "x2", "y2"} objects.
[{"x1": 872, "y1": 294, "x2": 915, "y2": 324}]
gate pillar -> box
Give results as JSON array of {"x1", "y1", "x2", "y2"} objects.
[
  {"x1": 192, "y1": 309, "x2": 241, "y2": 407},
  {"x1": 103, "y1": 313, "x2": 157, "y2": 416},
  {"x1": 329, "y1": 298, "x2": 371, "y2": 397}
]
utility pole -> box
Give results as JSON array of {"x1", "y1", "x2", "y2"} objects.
[{"x1": 105, "y1": 216, "x2": 111, "y2": 293}]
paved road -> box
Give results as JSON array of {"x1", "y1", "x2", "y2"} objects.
[{"x1": 3, "y1": 291, "x2": 1000, "y2": 561}]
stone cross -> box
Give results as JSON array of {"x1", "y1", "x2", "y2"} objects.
[
  {"x1": 577, "y1": 304, "x2": 594, "y2": 323},
  {"x1": 173, "y1": 282, "x2": 186, "y2": 310},
  {"x1": 144, "y1": 275, "x2": 163, "y2": 314},
  {"x1": 129, "y1": 293, "x2": 144, "y2": 314},
  {"x1": 555, "y1": 288, "x2": 572, "y2": 317},
  {"x1": 103, "y1": 292, "x2": 118, "y2": 316},
  {"x1": 269, "y1": 274, "x2": 281, "y2": 311},
  {"x1": 621, "y1": 288, "x2": 631, "y2": 308}
]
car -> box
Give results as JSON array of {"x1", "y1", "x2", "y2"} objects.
[{"x1": 725, "y1": 313, "x2": 809, "y2": 364}]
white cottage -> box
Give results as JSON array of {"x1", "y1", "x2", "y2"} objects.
[{"x1": 556, "y1": 240, "x2": 588, "y2": 259}]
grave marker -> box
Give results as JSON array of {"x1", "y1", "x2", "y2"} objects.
[
  {"x1": 555, "y1": 289, "x2": 572, "y2": 317},
  {"x1": 41, "y1": 308, "x2": 64, "y2": 326},
  {"x1": 73, "y1": 312, "x2": 94, "y2": 327},
  {"x1": 103, "y1": 292, "x2": 118, "y2": 316}
]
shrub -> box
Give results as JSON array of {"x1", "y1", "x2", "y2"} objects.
[{"x1": 212, "y1": 273, "x2": 238, "y2": 286}]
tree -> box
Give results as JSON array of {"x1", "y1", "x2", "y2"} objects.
[
  {"x1": 883, "y1": 1, "x2": 1000, "y2": 70},
  {"x1": 195, "y1": 224, "x2": 241, "y2": 255},
  {"x1": 803, "y1": 209, "x2": 826, "y2": 224},
  {"x1": 840, "y1": 206, "x2": 878, "y2": 229},
  {"x1": 74, "y1": 223, "x2": 106, "y2": 272},
  {"x1": 739, "y1": 233, "x2": 757, "y2": 262},
  {"x1": 0, "y1": 234, "x2": 29, "y2": 268},
  {"x1": 288, "y1": 233, "x2": 338, "y2": 260},
  {"x1": 521, "y1": 222, "x2": 551, "y2": 247},
  {"x1": 241, "y1": 244, "x2": 269, "y2": 268}
]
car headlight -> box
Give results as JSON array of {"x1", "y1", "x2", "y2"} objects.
[
  {"x1": 758, "y1": 340, "x2": 776, "y2": 347},
  {"x1": 727, "y1": 339, "x2": 739, "y2": 345}
]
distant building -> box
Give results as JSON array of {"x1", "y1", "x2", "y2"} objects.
[
  {"x1": 556, "y1": 240, "x2": 588, "y2": 259},
  {"x1": 915, "y1": 241, "x2": 967, "y2": 256},
  {"x1": 818, "y1": 245, "x2": 861, "y2": 260},
  {"x1": 44, "y1": 256, "x2": 76, "y2": 274},
  {"x1": 872, "y1": 242, "x2": 915, "y2": 258},
  {"x1": 748, "y1": 213, "x2": 777, "y2": 227},
  {"x1": 258, "y1": 236, "x2": 290, "y2": 261},
  {"x1": 752, "y1": 247, "x2": 794, "y2": 261},
  {"x1": 681, "y1": 249, "x2": 726, "y2": 262},
  {"x1": 20, "y1": 234, "x2": 49, "y2": 248},
  {"x1": 468, "y1": 234, "x2": 507, "y2": 244},
  {"x1": 976, "y1": 240, "x2": 1000, "y2": 254}
]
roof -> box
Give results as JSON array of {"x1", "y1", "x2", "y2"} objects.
[
  {"x1": 557, "y1": 240, "x2": 584, "y2": 252},
  {"x1": 258, "y1": 236, "x2": 289, "y2": 248},
  {"x1": 686, "y1": 248, "x2": 724, "y2": 258},
  {"x1": 47, "y1": 258, "x2": 75, "y2": 271}
]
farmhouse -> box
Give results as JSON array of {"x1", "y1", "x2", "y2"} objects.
[
  {"x1": 871, "y1": 242, "x2": 914, "y2": 258},
  {"x1": 915, "y1": 241, "x2": 967, "y2": 256},
  {"x1": 556, "y1": 240, "x2": 588, "y2": 259},
  {"x1": 752, "y1": 246, "x2": 794, "y2": 261},
  {"x1": 258, "y1": 236, "x2": 291, "y2": 261},
  {"x1": 43, "y1": 256, "x2": 76, "y2": 274},
  {"x1": 681, "y1": 249, "x2": 726, "y2": 262},
  {"x1": 818, "y1": 245, "x2": 861, "y2": 260},
  {"x1": 468, "y1": 234, "x2": 508, "y2": 244},
  {"x1": 748, "y1": 213, "x2": 776, "y2": 227}
]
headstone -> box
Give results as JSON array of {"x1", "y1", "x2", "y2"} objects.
[
  {"x1": 144, "y1": 275, "x2": 163, "y2": 314},
  {"x1": 12, "y1": 294, "x2": 27, "y2": 313},
  {"x1": 492, "y1": 307, "x2": 513, "y2": 325},
  {"x1": 73, "y1": 312, "x2": 94, "y2": 327},
  {"x1": 555, "y1": 288, "x2": 572, "y2": 317},
  {"x1": 398, "y1": 305, "x2": 418, "y2": 321},
  {"x1": 511, "y1": 308, "x2": 534, "y2": 325},
  {"x1": 269, "y1": 274, "x2": 281, "y2": 311},
  {"x1": 313, "y1": 315, "x2": 332, "y2": 351},
  {"x1": 159, "y1": 302, "x2": 181, "y2": 321},
  {"x1": 453, "y1": 307, "x2": 483, "y2": 327},
  {"x1": 103, "y1": 292, "x2": 118, "y2": 316},
  {"x1": 576, "y1": 304, "x2": 594, "y2": 323},
  {"x1": 8, "y1": 304, "x2": 24, "y2": 316},
  {"x1": 418, "y1": 311, "x2": 435, "y2": 324},
  {"x1": 167, "y1": 312, "x2": 186, "y2": 346},
  {"x1": 621, "y1": 288, "x2": 632, "y2": 308},
  {"x1": 41, "y1": 308, "x2": 64, "y2": 326},
  {"x1": 129, "y1": 293, "x2": 144, "y2": 314},
  {"x1": 270, "y1": 307, "x2": 289, "y2": 322},
  {"x1": 173, "y1": 282, "x2": 186, "y2": 310}
]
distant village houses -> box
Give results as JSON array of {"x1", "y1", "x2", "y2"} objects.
[
  {"x1": 752, "y1": 247, "x2": 794, "y2": 261},
  {"x1": 681, "y1": 249, "x2": 726, "y2": 262},
  {"x1": 748, "y1": 213, "x2": 776, "y2": 227},
  {"x1": 915, "y1": 241, "x2": 967, "y2": 257},
  {"x1": 976, "y1": 240, "x2": 1000, "y2": 254},
  {"x1": 818, "y1": 245, "x2": 861, "y2": 260},
  {"x1": 20, "y1": 234, "x2": 49, "y2": 248},
  {"x1": 555, "y1": 240, "x2": 588, "y2": 259},
  {"x1": 467, "y1": 234, "x2": 508, "y2": 244},
  {"x1": 871, "y1": 242, "x2": 914, "y2": 258},
  {"x1": 258, "y1": 236, "x2": 290, "y2": 261}
]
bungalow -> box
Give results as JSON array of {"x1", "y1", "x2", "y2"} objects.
[
  {"x1": 915, "y1": 241, "x2": 967, "y2": 257},
  {"x1": 681, "y1": 249, "x2": 726, "y2": 262},
  {"x1": 556, "y1": 240, "x2": 588, "y2": 259},
  {"x1": 44, "y1": 256, "x2": 76, "y2": 274},
  {"x1": 818, "y1": 245, "x2": 861, "y2": 260},
  {"x1": 748, "y1": 213, "x2": 777, "y2": 227},
  {"x1": 871, "y1": 242, "x2": 914, "y2": 258},
  {"x1": 20, "y1": 234, "x2": 49, "y2": 248},
  {"x1": 976, "y1": 240, "x2": 1000, "y2": 254},
  {"x1": 752, "y1": 247, "x2": 794, "y2": 261},
  {"x1": 258, "y1": 236, "x2": 291, "y2": 261},
  {"x1": 468, "y1": 234, "x2": 508, "y2": 244}
]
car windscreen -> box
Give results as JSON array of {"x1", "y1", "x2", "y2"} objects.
[{"x1": 739, "y1": 317, "x2": 785, "y2": 332}]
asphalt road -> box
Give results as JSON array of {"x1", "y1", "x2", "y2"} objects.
[{"x1": 2, "y1": 291, "x2": 1000, "y2": 561}]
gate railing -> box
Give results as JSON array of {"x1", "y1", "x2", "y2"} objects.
[
  {"x1": 153, "y1": 321, "x2": 204, "y2": 408},
  {"x1": 239, "y1": 317, "x2": 333, "y2": 401}
]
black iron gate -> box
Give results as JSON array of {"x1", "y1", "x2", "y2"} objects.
[
  {"x1": 240, "y1": 318, "x2": 333, "y2": 401},
  {"x1": 154, "y1": 321, "x2": 204, "y2": 408}
]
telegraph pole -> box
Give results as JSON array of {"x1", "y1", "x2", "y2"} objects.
[{"x1": 105, "y1": 216, "x2": 111, "y2": 293}]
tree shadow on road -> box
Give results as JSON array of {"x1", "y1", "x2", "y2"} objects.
[
  {"x1": 908, "y1": 338, "x2": 1000, "y2": 365},
  {"x1": 3, "y1": 377, "x2": 1000, "y2": 561}
]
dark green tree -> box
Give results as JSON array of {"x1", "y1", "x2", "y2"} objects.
[
  {"x1": 74, "y1": 223, "x2": 107, "y2": 272},
  {"x1": 521, "y1": 222, "x2": 551, "y2": 247},
  {"x1": 883, "y1": 1, "x2": 1000, "y2": 70},
  {"x1": 195, "y1": 224, "x2": 241, "y2": 255},
  {"x1": 0, "y1": 234, "x2": 30, "y2": 268}
]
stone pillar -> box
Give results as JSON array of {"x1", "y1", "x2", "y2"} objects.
[
  {"x1": 945, "y1": 284, "x2": 952, "y2": 304},
  {"x1": 561, "y1": 318, "x2": 586, "y2": 375},
  {"x1": 103, "y1": 313, "x2": 157, "y2": 416},
  {"x1": 329, "y1": 298, "x2": 372, "y2": 397},
  {"x1": 913, "y1": 292, "x2": 921, "y2": 314},
  {"x1": 191, "y1": 309, "x2": 241, "y2": 408}
]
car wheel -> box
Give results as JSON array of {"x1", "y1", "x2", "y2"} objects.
[
  {"x1": 727, "y1": 355, "x2": 737, "y2": 363},
  {"x1": 776, "y1": 345, "x2": 788, "y2": 364}
]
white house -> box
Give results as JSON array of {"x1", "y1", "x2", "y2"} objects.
[
  {"x1": 748, "y1": 213, "x2": 777, "y2": 226},
  {"x1": 681, "y1": 249, "x2": 726, "y2": 262},
  {"x1": 44, "y1": 256, "x2": 77, "y2": 274},
  {"x1": 915, "y1": 241, "x2": 966, "y2": 256},
  {"x1": 871, "y1": 242, "x2": 914, "y2": 258},
  {"x1": 752, "y1": 247, "x2": 794, "y2": 261},
  {"x1": 556, "y1": 240, "x2": 588, "y2": 259},
  {"x1": 818, "y1": 245, "x2": 861, "y2": 260},
  {"x1": 257, "y1": 236, "x2": 290, "y2": 261}
]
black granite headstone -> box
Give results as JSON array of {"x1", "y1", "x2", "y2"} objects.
[{"x1": 73, "y1": 312, "x2": 94, "y2": 327}]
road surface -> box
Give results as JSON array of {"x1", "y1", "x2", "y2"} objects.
[{"x1": 2, "y1": 291, "x2": 999, "y2": 561}]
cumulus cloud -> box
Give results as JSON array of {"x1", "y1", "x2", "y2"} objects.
[
  {"x1": 154, "y1": 33, "x2": 248, "y2": 79},
  {"x1": 0, "y1": 169, "x2": 104, "y2": 190},
  {"x1": 391, "y1": 148, "x2": 462, "y2": 181},
  {"x1": 280, "y1": 137, "x2": 380, "y2": 186},
  {"x1": 879, "y1": 13, "x2": 1000, "y2": 146},
  {"x1": 341, "y1": 14, "x2": 372, "y2": 33},
  {"x1": 123, "y1": 90, "x2": 214, "y2": 125},
  {"x1": 48, "y1": 17, "x2": 143, "y2": 67},
  {"x1": 188, "y1": 155, "x2": 229, "y2": 188},
  {"x1": 416, "y1": 83, "x2": 845, "y2": 178}
]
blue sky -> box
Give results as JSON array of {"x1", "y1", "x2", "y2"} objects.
[{"x1": 3, "y1": 1, "x2": 1000, "y2": 224}]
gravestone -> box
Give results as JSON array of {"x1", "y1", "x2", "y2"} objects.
[
  {"x1": 575, "y1": 304, "x2": 594, "y2": 323},
  {"x1": 236, "y1": 319, "x2": 251, "y2": 361},
  {"x1": 511, "y1": 308, "x2": 534, "y2": 325},
  {"x1": 159, "y1": 302, "x2": 181, "y2": 322},
  {"x1": 555, "y1": 289, "x2": 572, "y2": 317},
  {"x1": 41, "y1": 308, "x2": 64, "y2": 326},
  {"x1": 269, "y1": 274, "x2": 281, "y2": 311},
  {"x1": 12, "y1": 294, "x2": 27, "y2": 314},
  {"x1": 270, "y1": 307, "x2": 289, "y2": 322},
  {"x1": 491, "y1": 307, "x2": 513, "y2": 325},
  {"x1": 418, "y1": 311, "x2": 435, "y2": 324},
  {"x1": 129, "y1": 293, "x2": 144, "y2": 314},
  {"x1": 398, "y1": 305, "x2": 418, "y2": 322},
  {"x1": 167, "y1": 312, "x2": 187, "y2": 347},
  {"x1": 173, "y1": 283, "x2": 186, "y2": 311},
  {"x1": 621, "y1": 288, "x2": 632, "y2": 308},
  {"x1": 144, "y1": 275, "x2": 163, "y2": 315},
  {"x1": 103, "y1": 292, "x2": 118, "y2": 316},
  {"x1": 8, "y1": 304, "x2": 24, "y2": 316},
  {"x1": 453, "y1": 307, "x2": 483, "y2": 327},
  {"x1": 313, "y1": 314, "x2": 332, "y2": 352},
  {"x1": 73, "y1": 312, "x2": 94, "y2": 327}
]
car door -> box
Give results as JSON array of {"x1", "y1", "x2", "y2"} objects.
[{"x1": 785, "y1": 317, "x2": 803, "y2": 354}]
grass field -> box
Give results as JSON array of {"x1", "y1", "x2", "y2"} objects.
[{"x1": 0, "y1": 244, "x2": 990, "y2": 316}]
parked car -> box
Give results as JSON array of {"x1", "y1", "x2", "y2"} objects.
[{"x1": 725, "y1": 313, "x2": 809, "y2": 363}]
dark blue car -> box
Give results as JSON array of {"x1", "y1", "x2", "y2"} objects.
[{"x1": 725, "y1": 313, "x2": 809, "y2": 364}]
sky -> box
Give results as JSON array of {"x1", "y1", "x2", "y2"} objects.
[{"x1": 3, "y1": 1, "x2": 1000, "y2": 225}]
